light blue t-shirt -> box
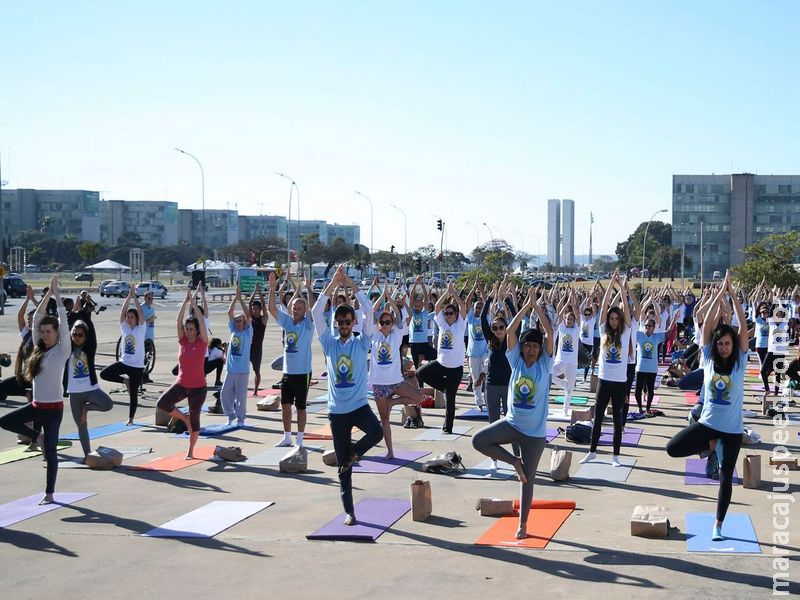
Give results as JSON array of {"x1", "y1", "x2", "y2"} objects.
[
  {"x1": 504, "y1": 347, "x2": 553, "y2": 438},
  {"x1": 226, "y1": 321, "x2": 253, "y2": 374},
  {"x1": 698, "y1": 344, "x2": 746, "y2": 434},
  {"x1": 635, "y1": 330, "x2": 664, "y2": 373},
  {"x1": 318, "y1": 328, "x2": 372, "y2": 414},
  {"x1": 466, "y1": 310, "x2": 488, "y2": 358},
  {"x1": 142, "y1": 304, "x2": 156, "y2": 341},
  {"x1": 755, "y1": 317, "x2": 769, "y2": 349},
  {"x1": 276, "y1": 311, "x2": 314, "y2": 374},
  {"x1": 409, "y1": 309, "x2": 432, "y2": 344}
]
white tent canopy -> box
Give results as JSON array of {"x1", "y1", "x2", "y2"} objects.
[{"x1": 85, "y1": 259, "x2": 130, "y2": 270}]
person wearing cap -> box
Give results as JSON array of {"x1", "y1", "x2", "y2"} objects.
[{"x1": 472, "y1": 286, "x2": 554, "y2": 540}]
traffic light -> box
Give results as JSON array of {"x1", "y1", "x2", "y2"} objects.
[
  {"x1": 436, "y1": 219, "x2": 443, "y2": 231},
  {"x1": 390, "y1": 245, "x2": 395, "y2": 253}
]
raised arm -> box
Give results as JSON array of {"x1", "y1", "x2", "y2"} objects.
[
  {"x1": 598, "y1": 269, "x2": 619, "y2": 327},
  {"x1": 620, "y1": 277, "x2": 632, "y2": 328},
  {"x1": 266, "y1": 275, "x2": 280, "y2": 320},
  {"x1": 506, "y1": 290, "x2": 532, "y2": 353},
  {"x1": 703, "y1": 284, "x2": 727, "y2": 347},
  {"x1": 532, "y1": 292, "x2": 554, "y2": 357},
  {"x1": 18, "y1": 285, "x2": 36, "y2": 332},
  {"x1": 177, "y1": 291, "x2": 191, "y2": 338},
  {"x1": 190, "y1": 294, "x2": 209, "y2": 343}
]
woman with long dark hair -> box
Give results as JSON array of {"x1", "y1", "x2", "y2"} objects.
[
  {"x1": 667, "y1": 271, "x2": 748, "y2": 541},
  {"x1": 0, "y1": 277, "x2": 70, "y2": 504},
  {"x1": 66, "y1": 319, "x2": 113, "y2": 460},
  {"x1": 0, "y1": 285, "x2": 36, "y2": 407},
  {"x1": 580, "y1": 268, "x2": 632, "y2": 467}
]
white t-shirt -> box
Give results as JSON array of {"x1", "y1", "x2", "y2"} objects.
[
  {"x1": 627, "y1": 318, "x2": 639, "y2": 365},
  {"x1": 369, "y1": 327, "x2": 404, "y2": 386},
  {"x1": 768, "y1": 317, "x2": 788, "y2": 353},
  {"x1": 579, "y1": 316, "x2": 596, "y2": 346},
  {"x1": 67, "y1": 349, "x2": 99, "y2": 393},
  {"x1": 555, "y1": 323, "x2": 580, "y2": 366},
  {"x1": 399, "y1": 307, "x2": 410, "y2": 336},
  {"x1": 120, "y1": 323, "x2": 146, "y2": 368},
  {"x1": 598, "y1": 322, "x2": 632, "y2": 382},
  {"x1": 434, "y1": 312, "x2": 467, "y2": 368}
]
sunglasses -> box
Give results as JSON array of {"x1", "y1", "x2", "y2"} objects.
[
  {"x1": 444, "y1": 311, "x2": 456, "y2": 316},
  {"x1": 584, "y1": 313, "x2": 592, "y2": 317},
  {"x1": 71, "y1": 332, "x2": 85, "y2": 338},
  {"x1": 336, "y1": 319, "x2": 353, "y2": 326},
  {"x1": 379, "y1": 320, "x2": 393, "y2": 326},
  {"x1": 491, "y1": 325, "x2": 505, "y2": 331}
]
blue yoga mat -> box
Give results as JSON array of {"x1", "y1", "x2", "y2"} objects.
[
  {"x1": 458, "y1": 408, "x2": 489, "y2": 420},
  {"x1": 176, "y1": 422, "x2": 240, "y2": 438},
  {"x1": 61, "y1": 422, "x2": 143, "y2": 441},
  {"x1": 686, "y1": 513, "x2": 761, "y2": 553}
]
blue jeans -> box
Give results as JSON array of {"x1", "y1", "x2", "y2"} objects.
[{"x1": 328, "y1": 404, "x2": 383, "y2": 514}]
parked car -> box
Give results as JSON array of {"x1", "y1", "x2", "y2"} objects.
[
  {"x1": 24, "y1": 264, "x2": 41, "y2": 273},
  {"x1": 102, "y1": 281, "x2": 131, "y2": 297},
  {"x1": 312, "y1": 278, "x2": 329, "y2": 293},
  {"x1": 74, "y1": 273, "x2": 94, "y2": 282},
  {"x1": 135, "y1": 281, "x2": 168, "y2": 299},
  {"x1": 98, "y1": 280, "x2": 114, "y2": 296},
  {"x1": 3, "y1": 275, "x2": 27, "y2": 298}
]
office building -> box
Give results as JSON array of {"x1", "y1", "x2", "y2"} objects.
[
  {"x1": 561, "y1": 199, "x2": 575, "y2": 268},
  {"x1": 179, "y1": 209, "x2": 239, "y2": 250},
  {"x1": 0, "y1": 189, "x2": 101, "y2": 243},
  {"x1": 100, "y1": 200, "x2": 179, "y2": 247},
  {"x1": 672, "y1": 174, "x2": 800, "y2": 277},
  {"x1": 238, "y1": 214, "x2": 288, "y2": 241},
  {"x1": 547, "y1": 199, "x2": 561, "y2": 267},
  {"x1": 326, "y1": 223, "x2": 361, "y2": 246}
]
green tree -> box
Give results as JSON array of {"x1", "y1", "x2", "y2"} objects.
[
  {"x1": 372, "y1": 250, "x2": 399, "y2": 275},
  {"x1": 731, "y1": 231, "x2": 800, "y2": 288},
  {"x1": 590, "y1": 255, "x2": 617, "y2": 274},
  {"x1": 616, "y1": 221, "x2": 672, "y2": 274},
  {"x1": 77, "y1": 241, "x2": 102, "y2": 266}
]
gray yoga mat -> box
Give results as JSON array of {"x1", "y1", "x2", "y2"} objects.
[
  {"x1": 456, "y1": 458, "x2": 517, "y2": 480},
  {"x1": 413, "y1": 425, "x2": 471, "y2": 442},
  {"x1": 574, "y1": 457, "x2": 637, "y2": 482},
  {"x1": 241, "y1": 445, "x2": 324, "y2": 467}
]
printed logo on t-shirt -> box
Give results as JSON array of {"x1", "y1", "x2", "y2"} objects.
[
  {"x1": 440, "y1": 330, "x2": 453, "y2": 350},
  {"x1": 285, "y1": 331, "x2": 298, "y2": 353},
  {"x1": 472, "y1": 323, "x2": 484, "y2": 341},
  {"x1": 412, "y1": 314, "x2": 424, "y2": 333},
  {"x1": 513, "y1": 375, "x2": 536, "y2": 409},
  {"x1": 603, "y1": 336, "x2": 622, "y2": 364},
  {"x1": 707, "y1": 374, "x2": 732, "y2": 405},
  {"x1": 759, "y1": 324, "x2": 769, "y2": 337},
  {"x1": 375, "y1": 341, "x2": 393, "y2": 365},
  {"x1": 561, "y1": 334, "x2": 574, "y2": 353},
  {"x1": 581, "y1": 323, "x2": 589, "y2": 338},
  {"x1": 642, "y1": 341, "x2": 654, "y2": 360},
  {"x1": 72, "y1": 351, "x2": 90, "y2": 379},
  {"x1": 123, "y1": 334, "x2": 136, "y2": 355},
  {"x1": 231, "y1": 334, "x2": 242, "y2": 356},
  {"x1": 334, "y1": 354, "x2": 354, "y2": 388}
]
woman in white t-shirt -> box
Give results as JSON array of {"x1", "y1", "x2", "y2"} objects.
[
  {"x1": 580, "y1": 269, "x2": 632, "y2": 467},
  {"x1": 552, "y1": 289, "x2": 581, "y2": 414},
  {"x1": 100, "y1": 288, "x2": 146, "y2": 425},
  {"x1": 369, "y1": 288, "x2": 425, "y2": 459},
  {"x1": 416, "y1": 282, "x2": 468, "y2": 434}
]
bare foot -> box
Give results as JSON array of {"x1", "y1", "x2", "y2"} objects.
[
  {"x1": 38, "y1": 493, "x2": 54, "y2": 505},
  {"x1": 513, "y1": 457, "x2": 528, "y2": 484},
  {"x1": 185, "y1": 453, "x2": 195, "y2": 460},
  {"x1": 384, "y1": 453, "x2": 395, "y2": 461},
  {"x1": 515, "y1": 522, "x2": 527, "y2": 539}
]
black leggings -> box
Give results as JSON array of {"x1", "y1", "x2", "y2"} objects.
[
  {"x1": 99, "y1": 362, "x2": 143, "y2": 420},
  {"x1": 328, "y1": 404, "x2": 383, "y2": 515},
  {"x1": 416, "y1": 361, "x2": 463, "y2": 432},
  {"x1": 0, "y1": 376, "x2": 29, "y2": 403},
  {"x1": 590, "y1": 379, "x2": 627, "y2": 455},
  {"x1": 634, "y1": 371, "x2": 657, "y2": 411},
  {"x1": 0, "y1": 404, "x2": 63, "y2": 494},
  {"x1": 759, "y1": 351, "x2": 782, "y2": 393},
  {"x1": 666, "y1": 422, "x2": 743, "y2": 522}
]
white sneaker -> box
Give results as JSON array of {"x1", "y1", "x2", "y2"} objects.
[
  {"x1": 236, "y1": 420, "x2": 245, "y2": 428},
  {"x1": 274, "y1": 437, "x2": 293, "y2": 448},
  {"x1": 612, "y1": 455, "x2": 622, "y2": 467},
  {"x1": 490, "y1": 459, "x2": 498, "y2": 470},
  {"x1": 579, "y1": 452, "x2": 596, "y2": 464}
]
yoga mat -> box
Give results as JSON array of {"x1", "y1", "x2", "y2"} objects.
[
  {"x1": 248, "y1": 390, "x2": 277, "y2": 398},
  {"x1": 352, "y1": 449, "x2": 430, "y2": 474},
  {"x1": 475, "y1": 499, "x2": 575, "y2": 549},
  {"x1": 305, "y1": 403, "x2": 327, "y2": 414},
  {"x1": 143, "y1": 501, "x2": 273, "y2": 538},
  {"x1": 312, "y1": 393, "x2": 330, "y2": 403},
  {"x1": 456, "y1": 458, "x2": 517, "y2": 480},
  {"x1": 546, "y1": 428, "x2": 559, "y2": 443},
  {"x1": 413, "y1": 425, "x2": 471, "y2": 441},
  {"x1": 458, "y1": 408, "x2": 489, "y2": 420},
  {"x1": 547, "y1": 408, "x2": 572, "y2": 423},
  {"x1": 686, "y1": 512, "x2": 761, "y2": 553},
  {"x1": 175, "y1": 422, "x2": 240, "y2": 438},
  {"x1": 179, "y1": 405, "x2": 209, "y2": 414},
  {"x1": 304, "y1": 424, "x2": 333, "y2": 440},
  {"x1": 128, "y1": 446, "x2": 215, "y2": 471},
  {"x1": 750, "y1": 384, "x2": 768, "y2": 392},
  {"x1": 0, "y1": 441, "x2": 72, "y2": 466},
  {"x1": 61, "y1": 422, "x2": 143, "y2": 441},
  {"x1": 307, "y1": 498, "x2": 410, "y2": 541},
  {"x1": 458, "y1": 382, "x2": 469, "y2": 391},
  {"x1": 684, "y1": 392, "x2": 701, "y2": 405},
  {"x1": 242, "y1": 447, "x2": 296, "y2": 467},
  {"x1": 59, "y1": 446, "x2": 152, "y2": 468},
  {"x1": 553, "y1": 396, "x2": 588, "y2": 405},
  {"x1": 0, "y1": 492, "x2": 97, "y2": 527},
  {"x1": 684, "y1": 459, "x2": 741, "y2": 485},
  {"x1": 598, "y1": 428, "x2": 642, "y2": 447},
  {"x1": 574, "y1": 457, "x2": 636, "y2": 482}
]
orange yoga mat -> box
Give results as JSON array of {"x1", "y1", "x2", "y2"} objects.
[
  {"x1": 684, "y1": 392, "x2": 700, "y2": 405},
  {"x1": 476, "y1": 499, "x2": 575, "y2": 549},
  {"x1": 128, "y1": 446, "x2": 215, "y2": 471},
  {"x1": 303, "y1": 424, "x2": 333, "y2": 440}
]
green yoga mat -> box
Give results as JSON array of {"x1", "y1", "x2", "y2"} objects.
[
  {"x1": 0, "y1": 441, "x2": 73, "y2": 466},
  {"x1": 552, "y1": 396, "x2": 588, "y2": 405}
]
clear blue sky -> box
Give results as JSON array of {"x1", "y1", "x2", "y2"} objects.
[{"x1": 2, "y1": 1, "x2": 799, "y2": 258}]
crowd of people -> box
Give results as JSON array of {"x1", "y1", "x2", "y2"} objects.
[{"x1": 0, "y1": 268, "x2": 798, "y2": 541}]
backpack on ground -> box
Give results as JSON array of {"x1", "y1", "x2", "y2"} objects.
[
  {"x1": 422, "y1": 451, "x2": 465, "y2": 474},
  {"x1": 561, "y1": 422, "x2": 592, "y2": 444}
]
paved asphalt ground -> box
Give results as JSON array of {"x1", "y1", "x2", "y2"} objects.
[{"x1": 0, "y1": 293, "x2": 797, "y2": 599}]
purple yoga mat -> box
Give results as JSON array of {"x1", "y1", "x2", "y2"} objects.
[
  {"x1": 352, "y1": 450, "x2": 430, "y2": 474},
  {"x1": 0, "y1": 492, "x2": 97, "y2": 527},
  {"x1": 546, "y1": 428, "x2": 559, "y2": 442},
  {"x1": 684, "y1": 458, "x2": 741, "y2": 485},
  {"x1": 598, "y1": 428, "x2": 642, "y2": 447},
  {"x1": 306, "y1": 498, "x2": 411, "y2": 541}
]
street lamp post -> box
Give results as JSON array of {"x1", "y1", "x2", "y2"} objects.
[
  {"x1": 174, "y1": 148, "x2": 205, "y2": 258},
  {"x1": 680, "y1": 222, "x2": 685, "y2": 288},
  {"x1": 482, "y1": 222, "x2": 495, "y2": 243},
  {"x1": 354, "y1": 191, "x2": 374, "y2": 255},
  {"x1": 465, "y1": 221, "x2": 480, "y2": 250},
  {"x1": 390, "y1": 203, "x2": 407, "y2": 254},
  {"x1": 642, "y1": 208, "x2": 668, "y2": 290},
  {"x1": 276, "y1": 172, "x2": 297, "y2": 272}
]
